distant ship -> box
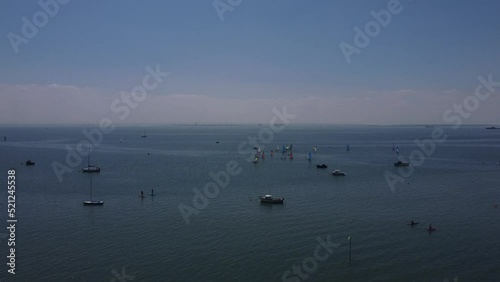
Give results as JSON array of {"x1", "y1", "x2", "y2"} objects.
[{"x1": 486, "y1": 126, "x2": 498, "y2": 129}]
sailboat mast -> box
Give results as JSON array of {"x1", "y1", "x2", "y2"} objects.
[
  {"x1": 87, "y1": 147, "x2": 91, "y2": 167},
  {"x1": 90, "y1": 177, "x2": 93, "y2": 201}
]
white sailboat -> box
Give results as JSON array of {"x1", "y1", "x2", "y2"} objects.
[
  {"x1": 83, "y1": 177, "x2": 103, "y2": 205},
  {"x1": 82, "y1": 147, "x2": 100, "y2": 173}
]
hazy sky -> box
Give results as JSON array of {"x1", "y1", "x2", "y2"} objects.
[{"x1": 1, "y1": 0, "x2": 499, "y2": 125}]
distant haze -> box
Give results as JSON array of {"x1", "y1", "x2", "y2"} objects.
[{"x1": 1, "y1": 83, "x2": 499, "y2": 125}]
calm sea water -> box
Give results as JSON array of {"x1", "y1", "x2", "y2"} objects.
[{"x1": 0, "y1": 125, "x2": 499, "y2": 281}]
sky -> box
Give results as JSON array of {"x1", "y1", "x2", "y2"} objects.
[{"x1": 1, "y1": 0, "x2": 499, "y2": 125}]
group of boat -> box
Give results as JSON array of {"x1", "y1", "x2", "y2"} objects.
[
  {"x1": 84, "y1": 131, "x2": 154, "y2": 205},
  {"x1": 256, "y1": 143, "x2": 418, "y2": 204},
  {"x1": 255, "y1": 144, "x2": 353, "y2": 204}
]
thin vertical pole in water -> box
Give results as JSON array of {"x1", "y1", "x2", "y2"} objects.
[{"x1": 348, "y1": 236, "x2": 352, "y2": 264}]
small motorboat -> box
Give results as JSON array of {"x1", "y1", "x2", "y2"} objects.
[
  {"x1": 408, "y1": 221, "x2": 419, "y2": 226},
  {"x1": 331, "y1": 169, "x2": 346, "y2": 176},
  {"x1": 316, "y1": 164, "x2": 328, "y2": 168},
  {"x1": 82, "y1": 166, "x2": 100, "y2": 173},
  {"x1": 427, "y1": 225, "x2": 436, "y2": 232},
  {"x1": 25, "y1": 160, "x2": 35, "y2": 166},
  {"x1": 394, "y1": 161, "x2": 409, "y2": 167},
  {"x1": 259, "y1": 195, "x2": 284, "y2": 204},
  {"x1": 83, "y1": 200, "x2": 104, "y2": 206}
]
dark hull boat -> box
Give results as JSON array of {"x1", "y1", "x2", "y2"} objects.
[
  {"x1": 259, "y1": 195, "x2": 284, "y2": 204},
  {"x1": 316, "y1": 164, "x2": 328, "y2": 168},
  {"x1": 26, "y1": 160, "x2": 35, "y2": 166},
  {"x1": 394, "y1": 161, "x2": 409, "y2": 167},
  {"x1": 82, "y1": 166, "x2": 100, "y2": 173}
]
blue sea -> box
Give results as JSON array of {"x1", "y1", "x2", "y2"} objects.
[{"x1": 0, "y1": 125, "x2": 499, "y2": 281}]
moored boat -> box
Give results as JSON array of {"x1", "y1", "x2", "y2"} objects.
[
  {"x1": 316, "y1": 164, "x2": 328, "y2": 168},
  {"x1": 259, "y1": 194, "x2": 284, "y2": 204},
  {"x1": 82, "y1": 147, "x2": 100, "y2": 173},
  {"x1": 331, "y1": 169, "x2": 346, "y2": 176},
  {"x1": 394, "y1": 161, "x2": 409, "y2": 167},
  {"x1": 83, "y1": 177, "x2": 103, "y2": 206}
]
